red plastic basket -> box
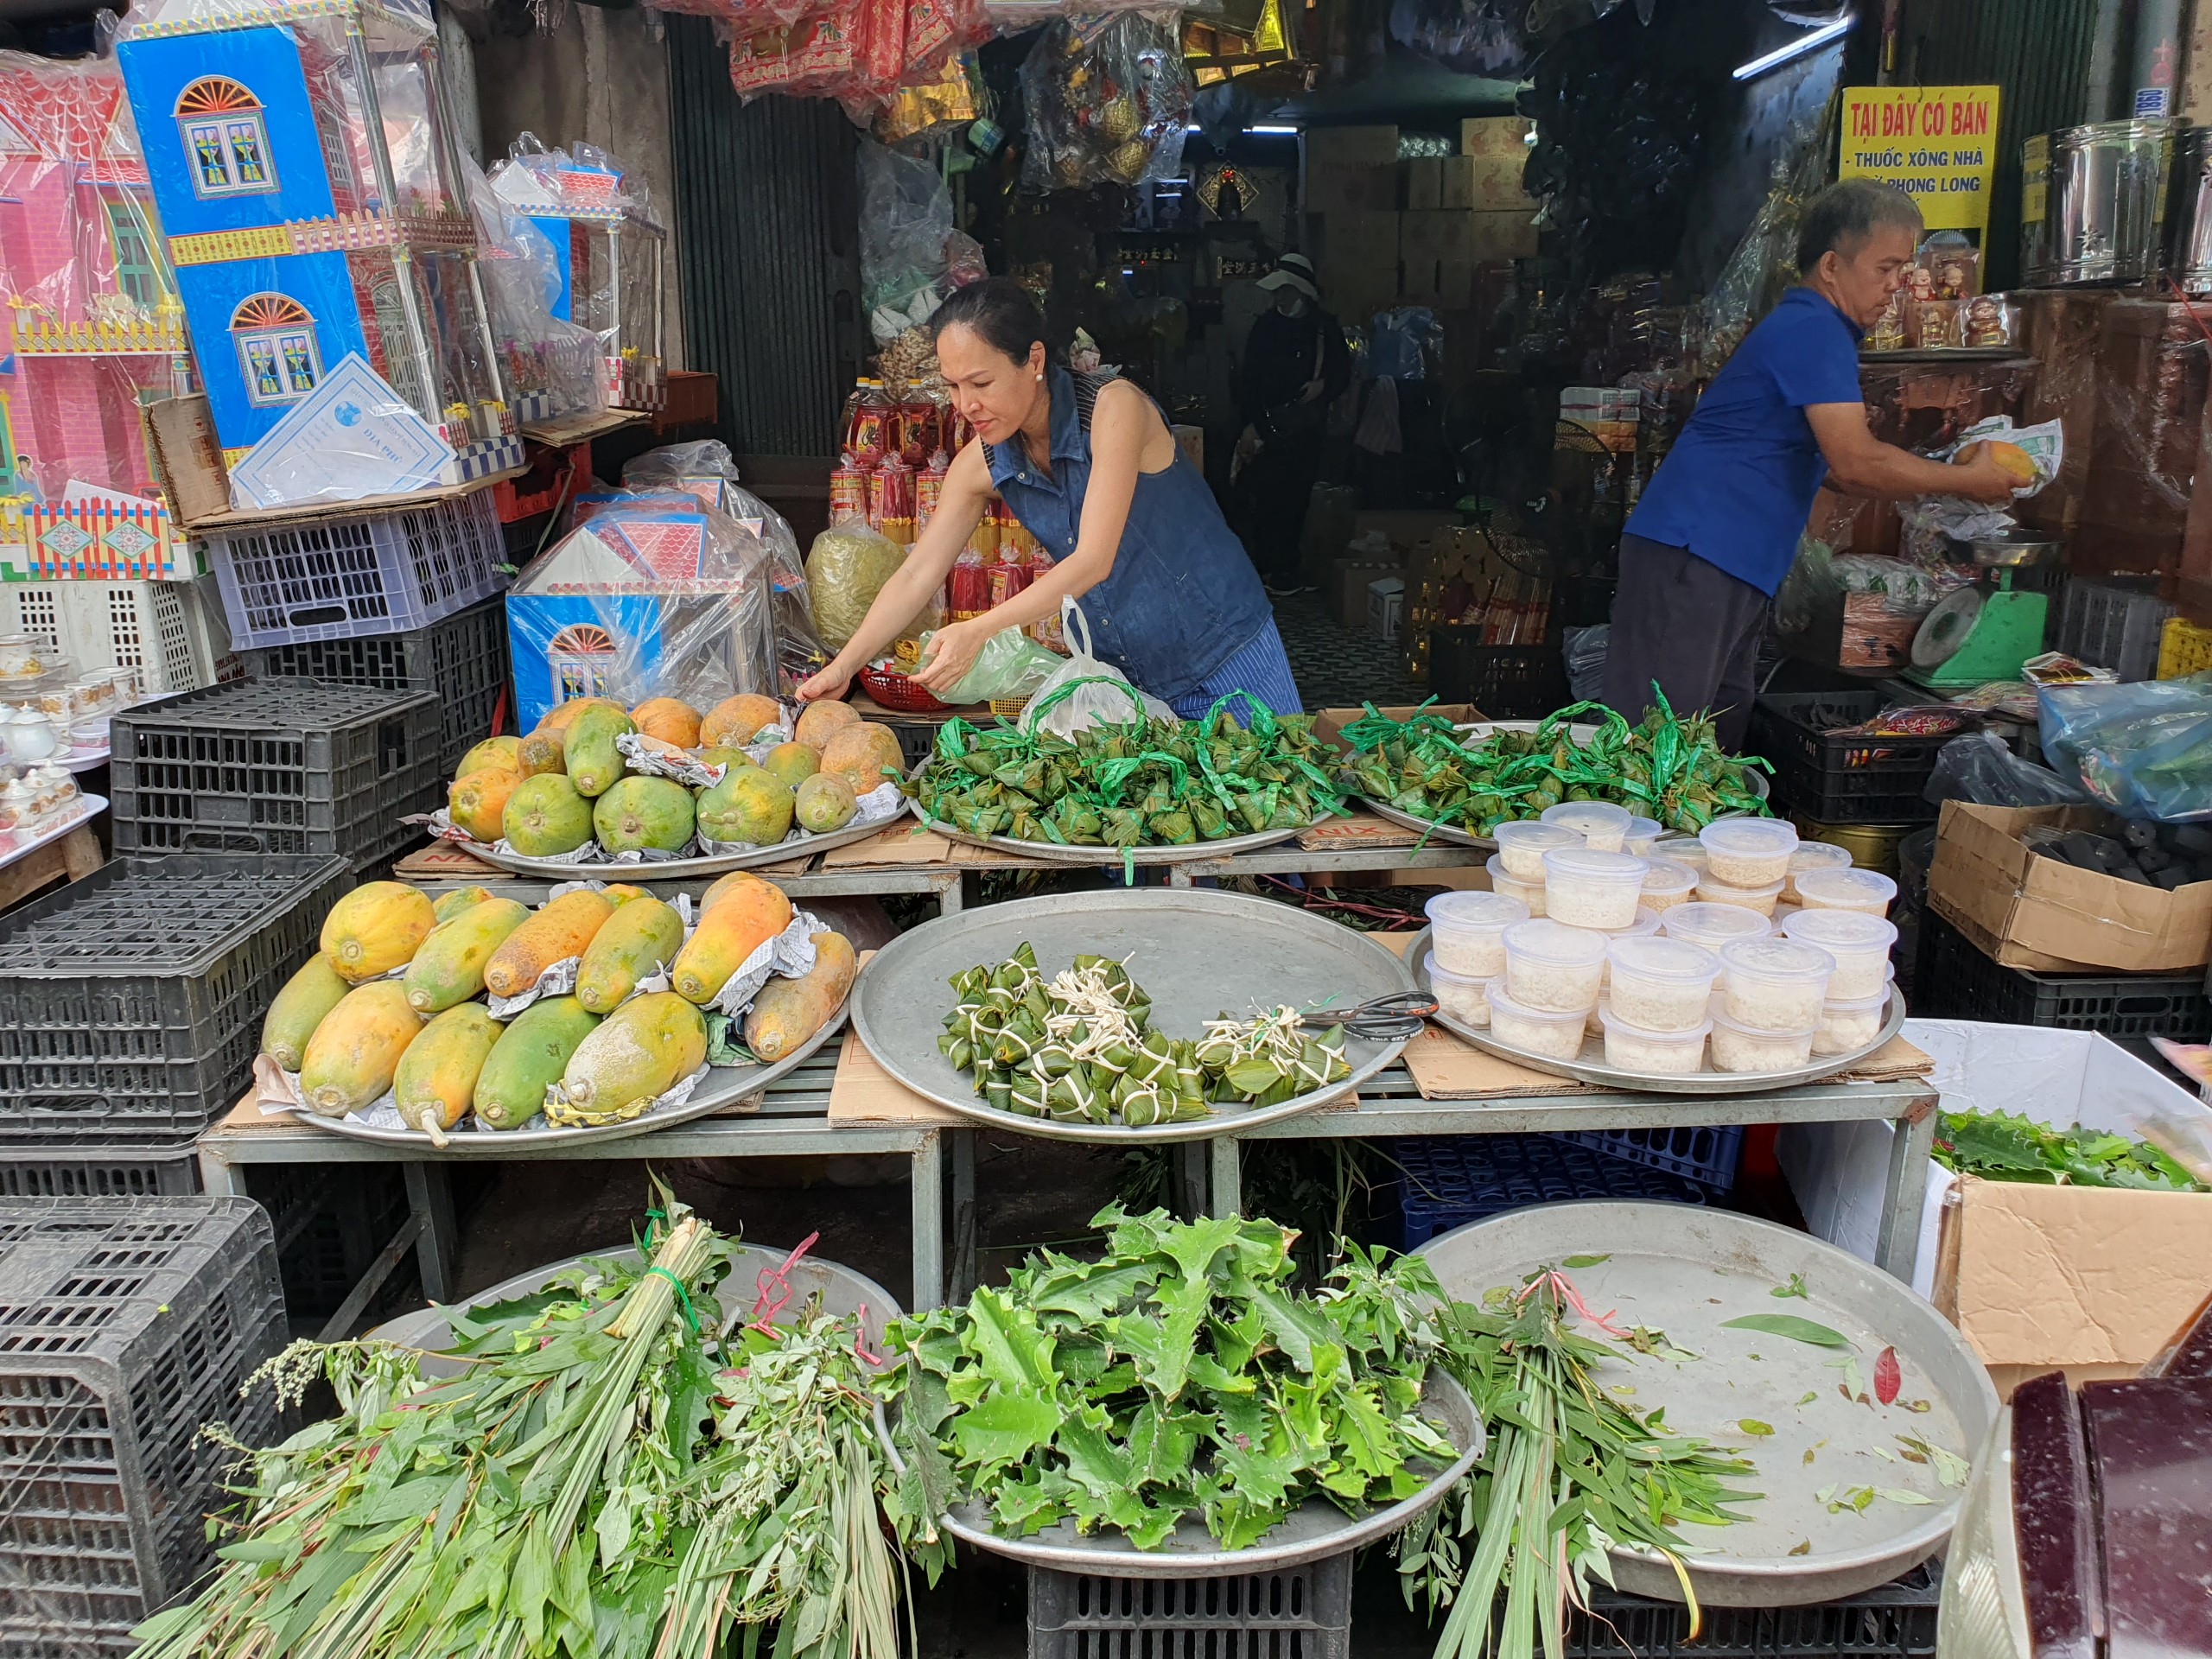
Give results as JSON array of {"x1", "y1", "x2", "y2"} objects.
[{"x1": 858, "y1": 660, "x2": 948, "y2": 714}]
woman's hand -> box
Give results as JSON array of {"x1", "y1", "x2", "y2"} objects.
[
  {"x1": 912, "y1": 620, "x2": 990, "y2": 698},
  {"x1": 797, "y1": 662, "x2": 853, "y2": 702}
]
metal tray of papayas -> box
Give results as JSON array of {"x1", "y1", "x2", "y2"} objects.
[
  {"x1": 849, "y1": 888, "x2": 1417, "y2": 1144},
  {"x1": 876, "y1": 1364, "x2": 1483, "y2": 1576},
  {"x1": 1344, "y1": 719, "x2": 1767, "y2": 853},
  {"x1": 442, "y1": 815, "x2": 895, "y2": 880},
  {"x1": 290, "y1": 1000, "x2": 849, "y2": 1153},
  {"x1": 1407, "y1": 927, "x2": 1908, "y2": 1095}
]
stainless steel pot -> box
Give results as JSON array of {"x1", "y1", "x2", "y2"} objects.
[
  {"x1": 2022, "y1": 118, "x2": 2177, "y2": 286},
  {"x1": 2169, "y1": 124, "x2": 2212, "y2": 293}
]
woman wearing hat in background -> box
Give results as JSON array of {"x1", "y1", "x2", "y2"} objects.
[
  {"x1": 1234, "y1": 253, "x2": 1351, "y2": 596},
  {"x1": 798, "y1": 277, "x2": 1305, "y2": 718}
]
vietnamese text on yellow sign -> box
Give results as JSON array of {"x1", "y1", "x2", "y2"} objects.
[{"x1": 1839, "y1": 86, "x2": 2002, "y2": 233}]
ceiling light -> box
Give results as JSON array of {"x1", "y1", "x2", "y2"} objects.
[{"x1": 1732, "y1": 12, "x2": 1854, "y2": 79}]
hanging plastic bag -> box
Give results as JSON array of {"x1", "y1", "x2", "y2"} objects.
[
  {"x1": 857, "y1": 139, "x2": 955, "y2": 341},
  {"x1": 1017, "y1": 13, "x2": 1193, "y2": 194},
  {"x1": 1019, "y1": 597, "x2": 1176, "y2": 738}
]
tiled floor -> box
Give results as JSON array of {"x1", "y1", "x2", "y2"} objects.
[{"x1": 1274, "y1": 591, "x2": 1424, "y2": 713}]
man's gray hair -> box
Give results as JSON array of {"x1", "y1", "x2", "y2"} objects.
[{"x1": 1796, "y1": 178, "x2": 1924, "y2": 272}]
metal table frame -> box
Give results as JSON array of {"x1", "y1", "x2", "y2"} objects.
[{"x1": 196, "y1": 1051, "x2": 950, "y2": 1338}]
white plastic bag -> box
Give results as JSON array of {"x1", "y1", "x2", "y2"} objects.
[{"x1": 1020, "y1": 597, "x2": 1175, "y2": 738}]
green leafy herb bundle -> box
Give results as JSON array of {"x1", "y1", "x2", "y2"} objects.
[
  {"x1": 878, "y1": 1206, "x2": 1459, "y2": 1551},
  {"x1": 1339, "y1": 693, "x2": 1770, "y2": 837},
  {"x1": 1398, "y1": 1268, "x2": 1762, "y2": 1659},
  {"x1": 1933, "y1": 1109, "x2": 2204, "y2": 1192}
]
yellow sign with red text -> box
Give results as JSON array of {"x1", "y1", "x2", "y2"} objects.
[{"x1": 1839, "y1": 86, "x2": 2001, "y2": 233}]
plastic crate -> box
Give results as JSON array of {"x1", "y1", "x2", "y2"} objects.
[
  {"x1": 1428, "y1": 626, "x2": 1570, "y2": 720},
  {"x1": 1563, "y1": 1124, "x2": 1744, "y2": 1193},
  {"x1": 0, "y1": 854, "x2": 350, "y2": 1148},
  {"x1": 0, "y1": 1145, "x2": 200, "y2": 1198},
  {"x1": 207, "y1": 490, "x2": 507, "y2": 651},
  {"x1": 0, "y1": 1198, "x2": 286, "y2": 1655},
  {"x1": 1382, "y1": 1135, "x2": 1707, "y2": 1251},
  {"x1": 0, "y1": 577, "x2": 236, "y2": 697},
  {"x1": 239, "y1": 598, "x2": 510, "y2": 776},
  {"x1": 242, "y1": 1163, "x2": 413, "y2": 1322},
  {"x1": 110, "y1": 678, "x2": 441, "y2": 870},
  {"x1": 1746, "y1": 692, "x2": 1946, "y2": 825},
  {"x1": 1571, "y1": 1563, "x2": 1941, "y2": 1658},
  {"x1": 1916, "y1": 909, "x2": 2212, "y2": 1039},
  {"x1": 1029, "y1": 1549, "x2": 1351, "y2": 1659},
  {"x1": 2056, "y1": 579, "x2": 2174, "y2": 682},
  {"x1": 2158, "y1": 614, "x2": 2212, "y2": 679}
]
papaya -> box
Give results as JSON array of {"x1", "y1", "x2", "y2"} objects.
[
  {"x1": 671, "y1": 874, "x2": 793, "y2": 1004},
  {"x1": 762, "y1": 741, "x2": 821, "y2": 790},
  {"x1": 593, "y1": 775, "x2": 696, "y2": 855},
  {"x1": 564, "y1": 703, "x2": 635, "y2": 798},
  {"x1": 539, "y1": 696, "x2": 620, "y2": 734},
  {"x1": 575, "y1": 894, "x2": 684, "y2": 1014},
  {"x1": 819, "y1": 721, "x2": 905, "y2": 796},
  {"x1": 483, "y1": 890, "x2": 615, "y2": 999},
  {"x1": 503, "y1": 773, "x2": 594, "y2": 856},
  {"x1": 448, "y1": 766, "x2": 521, "y2": 843},
  {"x1": 260, "y1": 953, "x2": 353, "y2": 1071},
  {"x1": 700, "y1": 692, "x2": 785, "y2": 748},
  {"x1": 321, "y1": 882, "x2": 436, "y2": 983},
  {"x1": 630, "y1": 696, "x2": 702, "y2": 748},
  {"x1": 393, "y1": 1003, "x2": 503, "y2": 1136},
  {"x1": 793, "y1": 772, "x2": 857, "y2": 835},
  {"x1": 474, "y1": 995, "x2": 600, "y2": 1130},
  {"x1": 603, "y1": 883, "x2": 651, "y2": 906},
  {"x1": 299, "y1": 982, "x2": 423, "y2": 1117},
  {"x1": 431, "y1": 886, "x2": 496, "y2": 924},
  {"x1": 454, "y1": 735, "x2": 521, "y2": 781},
  {"x1": 696, "y1": 766, "x2": 794, "y2": 847},
  {"x1": 404, "y1": 896, "x2": 531, "y2": 1013},
  {"x1": 517, "y1": 728, "x2": 568, "y2": 777},
  {"x1": 699, "y1": 869, "x2": 756, "y2": 913},
  {"x1": 696, "y1": 747, "x2": 751, "y2": 776},
  {"x1": 794, "y1": 698, "x2": 861, "y2": 748},
  {"x1": 744, "y1": 931, "x2": 855, "y2": 1062},
  {"x1": 559, "y1": 991, "x2": 709, "y2": 1121}
]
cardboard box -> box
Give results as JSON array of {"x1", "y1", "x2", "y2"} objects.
[
  {"x1": 1927, "y1": 800, "x2": 2212, "y2": 972},
  {"x1": 1402, "y1": 156, "x2": 1441, "y2": 211},
  {"x1": 1440, "y1": 154, "x2": 1527, "y2": 211},
  {"x1": 1313, "y1": 210, "x2": 1401, "y2": 322},
  {"x1": 1306, "y1": 124, "x2": 1399, "y2": 168},
  {"x1": 1352, "y1": 509, "x2": 1457, "y2": 554},
  {"x1": 1459, "y1": 115, "x2": 1531, "y2": 157},
  {"x1": 143, "y1": 395, "x2": 231, "y2": 526},
  {"x1": 1369, "y1": 575, "x2": 1406, "y2": 643},
  {"x1": 1779, "y1": 1019, "x2": 2212, "y2": 1395},
  {"x1": 1332, "y1": 556, "x2": 1398, "y2": 629},
  {"x1": 1469, "y1": 210, "x2": 1540, "y2": 262},
  {"x1": 1305, "y1": 164, "x2": 1397, "y2": 215}
]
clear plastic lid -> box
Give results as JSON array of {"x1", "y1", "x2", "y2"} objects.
[
  {"x1": 1781, "y1": 908, "x2": 1899, "y2": 955},
  {"x1": 1697, "y1": 874, "x2": 1786, "y2": 899},
  {"x1": 1718, "y1": 937, "x2": 1836, "y2": 983},
  {"x1": 1541, "y1": 801, "x2": 1633, "y2": 838},
  {"x1": 1608, "y1": 934, "x2": 1721, "y2": 982},
  {"x1": 1789, "y1": 841, "x2": 1855, "y2": 874},
  {"x1": 1710, "y1": 1007, "x2": 1820, "y2": 1040},
  {"x1": 1425, "y1": 957, "x2": 1489, "y2": 988},
  {"x1": 1485, "y1": 854, "x2": 1542, "y2": 893},
  {"x1": 1426, "y1": 891, "x2": 1529, "y2": 931},
  {"x1": 1494, "y1": 821, "x2": 1583, "y2": 855},
  {"x1": 1642, "y1": 859, "x2": 1699, "y2": 897},
  {"x1": 1541, "y1": 846, "x2": 1649, "y2": 885},
  {"x1": 1699, "y1": 818, "x2": 1800, "y2": 859},
  {"x1": 1794, "y1": 868, "x2": 1900, "y2": 912},
  {"x1": 1599, "y1": 1002, "x2": 1713, "y2": 1041},
  {"x1": 1821, "y1": 979, "x2": 1894, "y2": 1013},
  {"x1": 1623, "y1": 816, "x2": 1664, "y2": 849},
  {"x1": 1610, "y1": 906, "x2": 1662, "y2": 938},
  {"x1": 1484, "y1": 979, "x2": 1592, "y2": 1026},
  {"x1": 1502, "y1": 918, "x2": 1611, "y2": 966},
  {"x1": 1661, "y1": 901, "x2": 1773, "y2": 951}
]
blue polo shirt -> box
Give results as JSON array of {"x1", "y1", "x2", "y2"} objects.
[{"x1": 1626, "y1": 287, "x2": 1866, "y2": 595}]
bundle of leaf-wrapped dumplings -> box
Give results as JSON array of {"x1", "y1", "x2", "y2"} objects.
[
  {"x1": 905, "y1": 691, "x2": 1351, "y2": 855},
  {"x1": 938, "y1": 944, "x2": 1353, "y2": 1128}
]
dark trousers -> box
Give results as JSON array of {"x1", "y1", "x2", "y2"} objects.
[
  {"x1": 1602, "y1": 533, "x2": 1770, "y2": 753},
  {"x1": 1238, "y1": 435, "x2": 1321, "y2": 581}
]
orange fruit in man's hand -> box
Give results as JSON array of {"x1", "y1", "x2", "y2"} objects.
[{"x1": 1955, "y1": 439, "x2": 2038, "y2": 486}]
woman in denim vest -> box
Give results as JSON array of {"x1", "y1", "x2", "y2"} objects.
[{"x1": 798, "y1": 279, "x2": 1302, "y2": 719}]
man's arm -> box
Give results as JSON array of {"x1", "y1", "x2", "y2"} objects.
[{"x1": 1805, "y1": 404, "x2": 2015, "y2": 504}]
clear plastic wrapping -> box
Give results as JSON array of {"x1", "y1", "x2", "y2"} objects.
[
  {"x1": 464, "y1": 153, "x2": 603, "y2": 425},
  {"x1": 805, "y1": 517, "x2": 911, "y2": 652},
  {"x1": 2075, "y1": 297, "x2": 2211, "y2": 578},
  {"x1": 1017, "y1": 12, "x2": 1193, "y2": 195},
  {"x1": 857, "y1": 140, "x2": 957, "y2": 344},
  {"x1": 2038, "y1": 677, "x2": 2212, "y2": 821}
]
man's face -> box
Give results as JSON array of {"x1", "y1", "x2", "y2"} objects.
[{"x1": 1823, "y1": 223, "x2": 1923, "y2": 329}]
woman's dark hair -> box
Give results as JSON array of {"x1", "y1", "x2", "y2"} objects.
[
  {"x1": 1796, "y1": 178, "x2": 1923, "y2": 273},
  {"x1": 929, "y1": 277, "x2": 1049, "y2": 365}
]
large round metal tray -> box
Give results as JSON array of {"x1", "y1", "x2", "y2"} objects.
[
  {"x1": 290, "y1": 1001, "x2": 848, "y2": 1152},
  {"x1": 904, "y1": 760, "x2": 1310, "y2": 866},
  {"x1": 879, "y1": 1366, "x2": 1482, "y2": 1576},
  {"x1": 451, "y1": 813, "x2": 892, "y2": 879},
  {"x1": 849, "y1": 889, "x2": 1416, "y2": 1143},
  {"x1": 1407, "y1": 928, "x2": 1906, "y2": 1094},
  {"x1": 1417, "y1": 1203, "x2": 1998, "y2": 1605},
  {"x1": 372, "y1": 1239, "x2": 901, "y2": 1376}
]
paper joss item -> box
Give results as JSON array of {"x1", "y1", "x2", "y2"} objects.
[{"x1": 226, "y1": 353, "x2": 457, "y2": 510}]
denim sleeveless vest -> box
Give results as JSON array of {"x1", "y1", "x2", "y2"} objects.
[{"x1": 986, "y1": 368, "x2": 1274, "y2": 705}]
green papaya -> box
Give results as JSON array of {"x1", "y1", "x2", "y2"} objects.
[
  {"x1": 591, "y1": 775, "x2": 696, "y2": 855},
  {"x1": 260, "y1": 953, "x2": 353, "y2": 1071},
  {"x1": 575, "y1": 894, "x2": 685, "y2": 1014},
  {"x1": 404, "y1": 897, "x2": 530, "y2": 1012},
  {"x1": 473, "y1": 995, "x2": 601, "y2": 1130},
  {"x1": 793, "y1": 772, "x2": 858, "y2": 835},
  {"x1": 431, "y1": 885, "x2": 497, "y2": 924},
  {"x1": 556, "y1": 991, "x2": 708, "y2": 1123},
  {"x1": 696, "y1": 766, "x2": 795, "y2": 846},
  {"x1": 563, "y1": 703, "x2": 636, "y2": 798},
  {"x1": 503, "y1": 773, "x2": 594, "y2": 856}
]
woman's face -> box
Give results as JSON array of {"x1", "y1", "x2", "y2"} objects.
[
  {"x1": 937, "y1": 323, "x2": 1046, "y2": 446},
  {"x1": 1274, "y1": 288, "x2": 1310, "y2": 317}
]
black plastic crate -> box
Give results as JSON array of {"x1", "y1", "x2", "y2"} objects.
[
  {"x1": 0, "y1": 1198, "x2": 286, "y2": 1655},
  {"x1": 1747, "y1": 692, "x2": 1946, "y2": 825},
  {"x1": 240, "y1": 598, "x2": 510, "y2": 777},
  {"x1": 1571, "y1": 1563, "x2": 1941, "y2": 1658},
  {"x1": 1030, "y1": 1549, "x2": 1351, "y2": 1659},
  {"x1": 0, "y1": 855, "x2": 350, "y2": 1148},
  {"x1": 110, "y1": 677, "x2": 441, "y2": 871},
  {"x1": 1382, "y1": 1134, "x2": 1707, "y2": 1251},
  {"x1": 1428, "y1": 626, "x2": 1570, "y2": 720},
  {"x1": 1916, "y1": 909, "x2": 2212, "y2": 1039},
  {"x1": 243, "y1": 1164, "x2": 413, "y2": 1323},
  {"x1": 0, "y1": 1145, "x2": 200, "y2": 1198}
]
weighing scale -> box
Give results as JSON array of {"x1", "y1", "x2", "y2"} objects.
[{"x1": 1906, "y1": 528, "x2": 2064, "y2": 690}]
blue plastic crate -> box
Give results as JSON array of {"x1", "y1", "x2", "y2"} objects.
[
  {"x1": 1381, "y1": 1134, "x2": 1708, "y2": 1251},
  {"x1": 1563, "y1": 1125, "x2": 1744, "y2": 1192}
]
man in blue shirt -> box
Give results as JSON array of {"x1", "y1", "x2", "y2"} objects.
[{"x1": 1605, "y1": 179, "x2": 2015, "y2": 747}]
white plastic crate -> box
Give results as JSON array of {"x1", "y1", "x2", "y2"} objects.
[{"x1": 0, "y1": 577, "x2": 235, "y2": 696}]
